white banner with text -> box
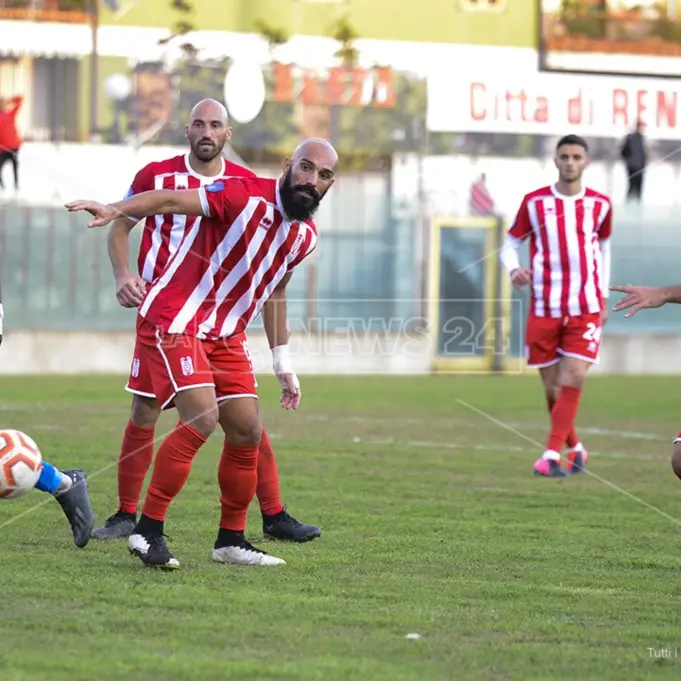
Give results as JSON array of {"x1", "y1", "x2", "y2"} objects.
[{"x1": 427, "y1": 67, "x2": 681, "y2": 140}]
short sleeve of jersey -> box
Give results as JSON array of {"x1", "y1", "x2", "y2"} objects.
[
  {"x1": 225, "y1": 160, "x2": 257, "y2": 179},
  {"x1": 287, "y1": 226, "x2": 317, "y2": 272},
  {"x1": 598, "y1": 202, "x2": 613, "y2": 239},
  {"x1": 124, "y1": 163, "x2": 155, "y2": 200},
  {"x1": 198, "y1": 179, "x2": 249, "y2": 222},
  {"x1": 509, "y1": 196, "x2": 532, "y2": 240}
]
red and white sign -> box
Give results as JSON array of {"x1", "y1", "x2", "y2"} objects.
[{"x1": 427, "y1": 68, "x2": 681, "y2": 140}]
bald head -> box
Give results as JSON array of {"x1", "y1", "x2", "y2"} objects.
[
  {"x1": 186, "y1": 99, "x2": 231, "y2": 165},
  {"x1": 279, "y1": 138, "x2": 338, "y2": 221},
  {"x1": 292, "y1": 138, "x2": 338, "y2": 168},
  {"x1": 189, "y1": 98, "x2": 228, "y2": 125}
]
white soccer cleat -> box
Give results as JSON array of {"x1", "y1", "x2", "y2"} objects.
[
  {"x1": 128, "y1": 532, "x2": 180, "y2": 570},
  {"x1": 211, "y1": 542, "x2": 286, "y2": 566}
]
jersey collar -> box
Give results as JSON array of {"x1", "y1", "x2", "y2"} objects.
[
  {"x1": 184, "y1": 153, "x2": 225, "y2": 181},
  {"x1": 275, "y1": 177, "x2": 293, "y2": 222},
  {"x1": 550, "y1": 184, "x2": 585, "y2": 201}
]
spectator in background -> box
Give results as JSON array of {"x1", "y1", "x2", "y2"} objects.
[
  {"x1": 0, "y1": 95, "x2": 23, "y2": 193},
  {"x1": 469, "y1": 173, "x2": 496, "y2": 216},
  {"x1": 620, "y1": 121, "x2": 647, "y2": 202}
]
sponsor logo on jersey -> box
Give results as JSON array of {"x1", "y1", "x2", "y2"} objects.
[
  {"x1": 205, "y1": 181, "x2": 224, "y2": 193},
  {"x1": 289, "y1": 231, "x2": 305, "y2": 259}
]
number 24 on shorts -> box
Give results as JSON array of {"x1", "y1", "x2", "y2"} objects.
[{"x1": 582, "y1": 322, "x2": 602, "y2": 343}]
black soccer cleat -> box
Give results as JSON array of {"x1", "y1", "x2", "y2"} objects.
[
  {"x1": 128, "y1": 531, "x2": 180, "y2": 570},
  {"x1": 55, "y1": 469, "x2": 96, "y2": 549},
  {"x1": 91, "y1": 510, "x2": 137, "y2": 539},
  {"x1": 567, "y1": 450, "x2": 589, "y2": 475},
  {"x1": 263, "y1": 507, "x2": 322, "y2": 543}
]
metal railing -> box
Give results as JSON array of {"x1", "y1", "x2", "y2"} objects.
[{"x1": 0, "y1": 183, "x2": 416, "y2": 333}]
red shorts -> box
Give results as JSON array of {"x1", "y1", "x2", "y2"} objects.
[
  {"x1": 125, "y1": 319, "x2": 258, "y2": 409},
  {"x1": 525, "y1": 312, "x2": 602, "y2": 368}
]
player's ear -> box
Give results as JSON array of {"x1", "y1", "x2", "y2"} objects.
[
  {"x1": 184, "y1": 125, "x2": 189, "y2": 140},
  {"x1": 281, "y1": 157, "x2": 292, "y2": 172},
  {"x1": 553, "y1": 155, "x2": 559, "y2": 170},
  {"x1": 225, "y1": 127, "x2": 233, "y2": 141}
]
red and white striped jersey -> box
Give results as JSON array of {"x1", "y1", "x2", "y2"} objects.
[
  {"x1": 125, "y1": 154, "x2": 256, "y2": 283},
  {"x1": 508, "y1": 185, "x2": 612, "y2": 318},
  {"x1": 139, "y1": 176, "x2": 318, "y2": 339}
]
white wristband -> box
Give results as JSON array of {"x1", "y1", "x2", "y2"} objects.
[
  {"x1": 272, "y1": 345, "x2": 294, "y2": 375},
  {"x1": 0, "y1": 303, "x2": 4, "y2": 335}
]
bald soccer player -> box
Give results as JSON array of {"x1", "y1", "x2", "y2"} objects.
[
  {"x1": 68, "y1": 138, "x2": 337, "y2": 568},
  {"x1": 92, "y1": 101, "x2": 321, "y2": 545}
]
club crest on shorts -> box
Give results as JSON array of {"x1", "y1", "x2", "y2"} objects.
[
  {"x1": 180, "y1": 356, "x2": 195, "y2": 376},
  {"x1": 131, "y1": 358, "x2": 141, "y2": 378}
]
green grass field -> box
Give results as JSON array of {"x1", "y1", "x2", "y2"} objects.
[{"x1": 1, "y1": 374, "x2": 681, "y2": 681}]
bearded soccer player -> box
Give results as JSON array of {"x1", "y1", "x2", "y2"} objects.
[
  {"x1": 500, "y1": 134, "x2": 612, "y2": 477},
  {"x1": 0, "y1": 280, "x2": 95, "y2": 546},
  {"x1": 611, "y1": 282, "x2": 681, "y2": 478},
  {"x1": 67, "y1": 138, "x2": 337, "y2": 569},
  {"x1": 90, "y1": 99, "x2": 320, "y2": 544}
]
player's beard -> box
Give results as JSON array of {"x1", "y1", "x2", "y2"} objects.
[
  {"x1": 191, "y1": 137, "x2": 224, "y2": 162},
  {"x1": 279, "y1": 166, "x2": 325, "y2": 221},
  {"x1": 560, "y1": 167, "x2": 581, "y2": 184}
]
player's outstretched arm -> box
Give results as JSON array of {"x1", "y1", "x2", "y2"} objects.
[
  {"x1": 66, "y1": 189, "x2": 204, "y2": 227},
  {"x1": 610, "y1": 284, "x2": 681, "y2": 317}
]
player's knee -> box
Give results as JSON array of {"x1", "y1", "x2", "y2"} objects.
[
  {"x1": 560, "y1": 363, "x2": 588, "y2": 388},
  {"x1": 561, "y1": 374, "x2": 586, "y2": 389},
  {"x1": 226, "y1": 416, "x2": 262, "y2": 446},
  {"x1": 130, "y1": 395, "x2": 160, "y2": 429},
  {"x1": 190, "y1": 408, "x2": 219, "y2": 438}
]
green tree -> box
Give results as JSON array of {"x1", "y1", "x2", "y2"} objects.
[
  {"x1": 253, "y1": 18, "x2": 289, "y2": 58},
  {"x1": 330, "y1": 16, "x2": 359, "y2": 68},
  {"x1": 156, "y1": 0, "x2": 198, "y2": 59}
]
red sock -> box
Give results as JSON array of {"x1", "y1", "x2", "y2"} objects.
[
  {"x1": 218, "y1": 442, "x2": 259, "y2": 531},
  {"x1": 255, "y1": 428, "x2": 284, "y2": 516},
  {"x1": 546, "y1": 394, "x2": 580, "y2": 449},
  {"x1": 117, "y1": 421, "x2": 155, "y2": 515},
  {"x1": 546, "y1": 386, "x2": 582, "y2": 453},
  {"x1": 141, "y1": 422, "x2": 206, "y2": 522}
]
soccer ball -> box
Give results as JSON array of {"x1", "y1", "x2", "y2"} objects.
[{"x1": 0, "y1": 429, "x2": 43, "y2": 499}]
